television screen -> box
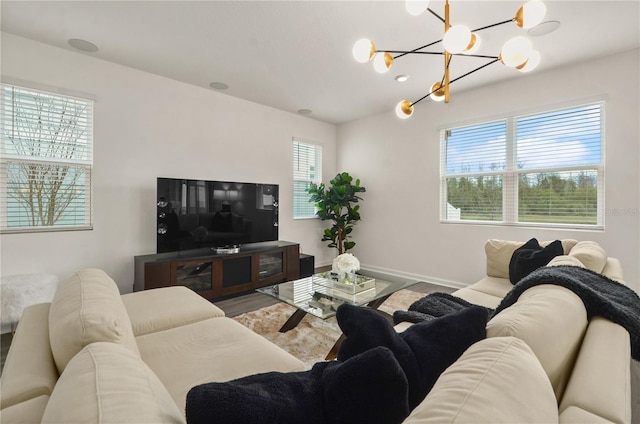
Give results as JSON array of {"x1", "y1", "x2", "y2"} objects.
[{"x1": 156, "y1": 178, "x2": 279, "y2": 253}]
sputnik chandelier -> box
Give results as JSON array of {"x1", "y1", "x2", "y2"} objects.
[{"x1": 352, "y1": 0, "x2": 547, "y2": 119}]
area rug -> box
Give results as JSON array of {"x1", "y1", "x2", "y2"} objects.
[{"x1": 232, "y1": 289, "x2": 426, "y2": 368}]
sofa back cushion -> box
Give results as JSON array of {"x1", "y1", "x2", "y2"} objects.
[
  {"x1": 568, "y1": 241, "x2": 607, "y2": 273},
  {"x1": 404, "y1": 337, "x2": 558, "y2": 424},
  {"x1": 49, "y1": 269, "x2": 140, "y2": 374},
  {"x1": 486, "y1": 284, "x2": 588, "y2": 400},
  {"x1": 485, "y1": 239, "x2": 577, "y2": 278},
  {"x1": 41, "y1": 342, "x2": 185, "y2": 424},
  {"x1": 547, "y1": 255, "x2": 585, "y2": 268}
]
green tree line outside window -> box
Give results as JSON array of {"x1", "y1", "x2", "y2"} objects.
[{"x1": 447, "y1": 171, "x2": 597, "y2": 224}]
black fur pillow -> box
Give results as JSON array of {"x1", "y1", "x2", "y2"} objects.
[
  {"x1": 509, "y1": 238, "x2": 563, "y2": 284},
  {"x1": 185, "y1": 346, "x2": 409, "y2": 424},
  {"x1": 336, "y1": 304, "x2": 488, "y2": 409}
]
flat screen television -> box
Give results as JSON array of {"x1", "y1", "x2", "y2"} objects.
[{"x1": 156, "y1": 177, "x2": 279, "y2": 253}]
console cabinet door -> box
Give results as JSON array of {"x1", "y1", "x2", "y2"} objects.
[
  {"x1": 258, "y1": 251, "x2": 284, "y2": 281},
  {"x1": 170, "y1": 259, "x2": 215, "y2": 298}
]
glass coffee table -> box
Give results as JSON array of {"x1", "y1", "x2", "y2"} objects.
[{"x1": 257, "y1": 272, "x2": 416, "y2": 358}]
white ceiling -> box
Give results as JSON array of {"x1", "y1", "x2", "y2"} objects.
[{"x1": 1, "y1": 1, "x2": 639, "y2": 125}]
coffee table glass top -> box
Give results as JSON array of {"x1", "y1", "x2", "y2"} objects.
[{"x1": 256, "y1": 273, "x2": 415, "y2": 319}]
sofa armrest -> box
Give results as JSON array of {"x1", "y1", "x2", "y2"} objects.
[
  {"x1": 559, "y1": 317, "x2": 631, "y2": 424},
  {"x1": 0, "y1": 303, "x2": 58, "y2": 409},
  {"x1": 122, "y1": 286, "x2": 225, "y2": 337}
]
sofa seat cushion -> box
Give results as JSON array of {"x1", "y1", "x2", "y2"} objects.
[
  {"x1": 122, "y1": 286, "x2": 225, "y2": 336},
  {"x1": 0, "y1": 395, "x2": 50, "y2": 424},
  {"x1": 0, "y1": 303, "x2": 58, "y2": 410},
  {"x1": 559, "y1": 406, "x2": 617, "y2": 424},
  {"x1": 450, "y1": 287, "x2": 503, "y2": 309},
  {"x1": 41, "y1": 342, "x2": 185, "y2": 424},
  {"x1": 48, "y1": 269, "x2": 140, "y2": 373},
  {"x1": 487, "y1": 284, "x2": 588, "y2": 400},
  {"x1": 404, "y1": 337, "x2": 558, "y2": 424},
  {"x1": 135, "y1": 316, "x2": 306, "y2": 410},
  {"x1": 461, "y1": 276, "x2": 513, "y2": 299},
  {"x1": 559, "y1": 317, "x2": 631, "y2": 424}
]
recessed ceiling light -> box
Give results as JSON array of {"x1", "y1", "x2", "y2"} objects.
[
  {"x1": 528, "y1": 20, "x2": 561, "y2": 37},
  {"x1": 209, "y1": 82, "x2": 229, "y2": 90},
  {"x1": 395, "y1": 74, "x2": 410, "y2": 82},
  {"x1": 68, "y1": 38, "x2": 98, "y2": 52},
  {"x1": 297, "y1": 109, "x2": 312, "y2": 115}
]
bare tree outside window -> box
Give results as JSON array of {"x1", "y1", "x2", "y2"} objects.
[{"x1": 1, "y1": 85, "x2": 93, "y2": 232}]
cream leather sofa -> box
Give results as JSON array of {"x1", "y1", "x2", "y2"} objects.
[
  {"x1": 0, "y1": 269, "x2": 305, "y2": 423},
  {"x1": 0, "y1": 239, "x2": 633, "y2": 424},
  {"x1": 400, "y1": 239, "x2": 632, "y2": 424}
]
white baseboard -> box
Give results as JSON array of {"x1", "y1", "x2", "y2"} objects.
[{"x1": 358, "y1": 264, "x2": 469, "y2": 291}]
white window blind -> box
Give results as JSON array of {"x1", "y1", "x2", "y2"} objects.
[
  {"x1": 293, "y1": 139, "x2": 322, "y2": 219},
  {"x1": 442, "y1": 103, "x2": 603, "y2": 227},
  {"x1": 1, "y1": 84, "x2": 93, "y2": 232}
]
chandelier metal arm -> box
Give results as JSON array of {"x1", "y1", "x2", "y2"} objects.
[
  {"x1": 427, "y1": 7, "x2": 445, "y2": 23},
  {"x1": 409, "y1": 57, "x2": 501, "y2": 108},
  {"x1": 382, "y1": 51, "x2": 500, "y2": 61},
  {"x1": 448, "y1": 58, "x2": 501, "y2": 85},
  {"x1": 382, "y1": 39, "x2": 442, "y2": 60},
  {"x1": 471, "y1": 18, "x2": 516, "y2": 33}
]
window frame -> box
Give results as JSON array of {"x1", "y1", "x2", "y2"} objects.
[
  {"x1": 0, "y1": 82, "x2": 94, "y2": 233},
  {"x1": 440, "y1": 101, "x2": 604, "y2": 230},
  {"x1": 293, "y1": 138, "x2": 323, "y2": 219}
]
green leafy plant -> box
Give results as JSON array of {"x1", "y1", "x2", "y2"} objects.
[{"x1": 307, "y1": 172, "x2": 366, "y2": 254}]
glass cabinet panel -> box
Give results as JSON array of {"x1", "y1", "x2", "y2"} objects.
[
  {"x1": 173, "y1": 260, "x2": 213, "y2": 292},
  {"x1": 259, "y1": 251, "x2": 283, "y2": 281}
]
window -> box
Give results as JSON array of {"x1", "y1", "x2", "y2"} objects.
[
  {"x1": 441, "y1": 102, "x2": 603, "y2": 227},
  {"x1": 1, "y1": 84, "x2": 93, "y2": 233},
  {"x1": 293, "y1": 139, "x2": 322, "y2": 218}
]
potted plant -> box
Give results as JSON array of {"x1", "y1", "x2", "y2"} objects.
[{"x1": 307, "y1": 172, "x2": 366, "y2": 254}]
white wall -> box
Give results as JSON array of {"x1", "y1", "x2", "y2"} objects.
[
  {"x1": 337, "y1": 49, "x2": 640, "y2": 293},
  {"x1": 0, "y1": 33, "x2": 338, "y2": 292},
  {"x1": 2, "y1": 34, "x2": 638, "y2": 294}
]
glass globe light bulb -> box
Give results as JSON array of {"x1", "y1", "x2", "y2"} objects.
[
  {"x1": 352, "y1": 39, "x2": 375, "y2": 63},
  {"x1": 430, "y1": 82, "x2": 446, "y2": 102},
  {"x1": 443, "y1": 25, "x2": 472, "y2": 54},
  {"x1": 515, "y1": 0, "x2": 547, "y2": 29},
  {"x1": 500, "y1": 36, "x2": 533, "y2": 67},
  {"x1": 373, "y1": 52, "x2": 394, "y2": 73},
  {"x1": 406, "y1": 0, "x2": 430, "y2": 16},
  {"x1": 395, "y1": 100, "x2": 414, "y2": 119},
  {"x1": 518, "y1": 50, "x2": 541, "y2": 72}
]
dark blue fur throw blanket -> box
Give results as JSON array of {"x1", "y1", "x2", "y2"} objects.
[
  {"x1": 393, "y1": 293, "x2": 493, "y2": 324},
  {"x1": 395, "y1": 265, "x2": 640, "y2": 360}
]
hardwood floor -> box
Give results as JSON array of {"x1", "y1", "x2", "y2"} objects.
[{"x1": 0, "y1": 281, "x2": 452, "y2": 375}]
